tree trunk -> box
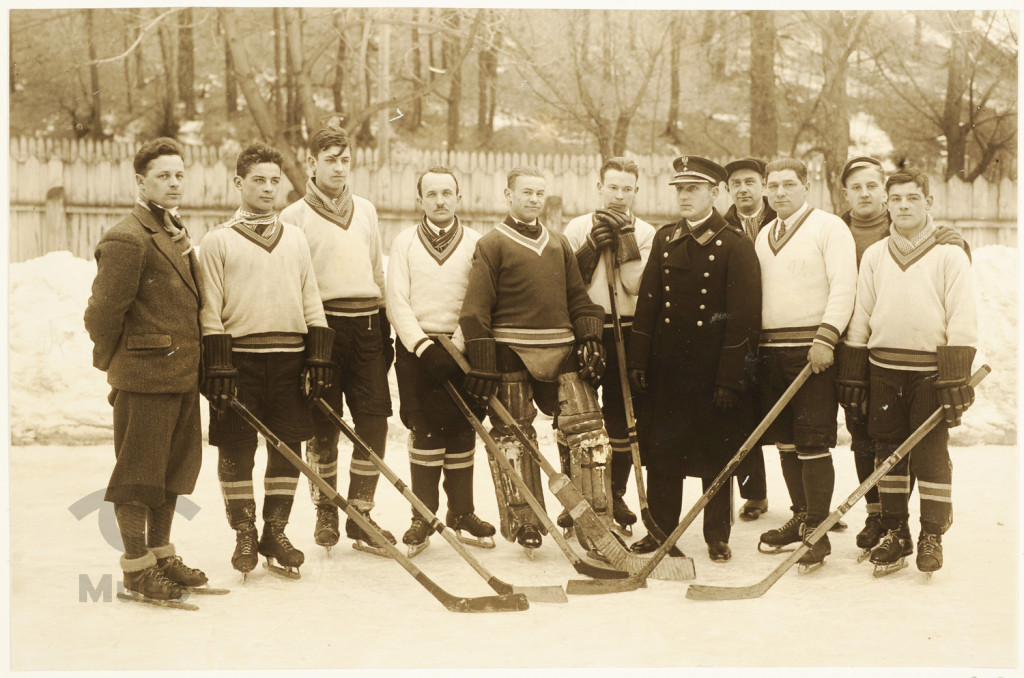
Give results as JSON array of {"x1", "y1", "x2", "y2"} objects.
[
  {"x1": 408, "y1": 11, "x2": 423, "y2": 131},
  {"x1": 222, "y1": 15, "x2": 237, "y2": 115},
  {"x1": 122, "y1": 20, "x2": 133, "y2": 113},
  {"x1": 476, "y1": 29, "x2": 498, "y2": 139},
  {"x1": 284, "y1": 8, "x2": 323, "y2": 136},
  {"x1": 819, "y1": 11, "x2": 855, "y2": 212},
  {"x1": 664, "y1": 16, "x2": 682, "y2": 143},
  {"x1": 220, "y1": 9, "x2": 308, "y2": 191},
  {"x1": 942, "y1": 10, "x2": 973, "y2": 181},
  {"x1": 333, "y1": 13, "x2": 347, "y2": 116},
  {"x1": 749, "y1": 11, "x2": 778, "y2": 158},
  {"x1": 86, "y1": 10, "x2": 103, "y2": 138},
  {"x1": 177, "y1": 8, "x2": 196, "y2": 119},
  {"x1": 443, "y1": 10, "x2": 462, "y2": 150},
  {"x1": 157, "y1": 20, "x2": 179, "y2": 138}
]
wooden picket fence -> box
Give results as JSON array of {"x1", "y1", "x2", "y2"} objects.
[{"x1": 8, "y1": 136, "x2": 1018, "y2": 262}]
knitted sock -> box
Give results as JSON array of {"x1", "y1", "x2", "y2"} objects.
[{"x1": 114, "y1": 503, "x2": 149, "y2": 558}]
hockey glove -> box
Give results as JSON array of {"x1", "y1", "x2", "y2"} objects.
[
  {"x1": 577, "y1": 338, "x2": 606, "y2": 385},
  {"x1": 419, "y1": 342, "x2": 464, "y2": 383},
  {"x1": 713, "y1": 386, "x2": 739, "y2": 410},
  {"x1": 934, "y1": 345, "x2": 977, "y2": 427},
  {"x1": 463, "y1": 338, "x2": 501, "y2": 403},
  {"x1": 301, "y1": 326, "x2": 336, "y2": 404},
  {"x1": 201, "y1": 334, "x2": 239, "y2": 420},
  {"x1": 835, "y1": 343, "x2": 870, "y2": 419},
  {"x1": 588, "y1": 219, "x2": 617, "y2": 253},
  {"x1": 379, "y1": 309, "x2": 395, "y2": 372},
  {"x1": 628, "y1": 368, "x2": 647, "y2": 394},
  {"x1": 933, "y1": 225, "x2": 965, "y2": 250}
]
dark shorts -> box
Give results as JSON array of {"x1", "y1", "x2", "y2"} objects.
[
  {"x1": 316, "y1": 313, "x2": 393, "y2": 420},
  {"x1": 760, "y1": 346, "x2": 838, "y2": 449},
  {"x1": 868, "y1": 364, "x2": 947, "y2": 446},
  {"x1": 209, "y1": 351, "x2": 313, "y2": 448},
  {"x1": 394, "y1": 338, "x2": 473, "y2": 443},
  {"x1": 105, "y1": 388, "x2": 202, "y2": 507}
]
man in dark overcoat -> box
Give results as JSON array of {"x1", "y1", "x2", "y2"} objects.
[
  {"x1": 626, "y1": 156, "x2": 761, "y2": 562},
  {"x1": 84, "y1": 137, "x2": 207, "y2": 602}
]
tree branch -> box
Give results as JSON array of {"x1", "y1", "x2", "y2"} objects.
[{"x1": 83, "y1": 8, "x2": 183, "y2": 65}]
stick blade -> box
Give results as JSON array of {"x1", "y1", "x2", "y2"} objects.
[
  {"x1": 594, "y1": 532, "x2": 697, "y2": 581},
  {"x1": 514, "y1": 585, "x2": 569, "y2": 604},
  {"x1": 565, "y1": 576, "x2": 645, "y2": 596},
  {"x1": 444, "y1": 592, "x2": 530, "y2": 613},
  {"x1": 685, "y1": 582, "x2": 769, "y2": 601}
]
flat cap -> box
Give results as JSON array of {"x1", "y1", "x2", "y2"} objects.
[
  {"x1": 841, "y1": 156, "x2": 885, "y2": 185},
  {"x1": 725, "y1": 157, "x2": 767, "y2": 180},
  {"x1": 669, "y1": 155, "x2": 727, "y2": 186}
]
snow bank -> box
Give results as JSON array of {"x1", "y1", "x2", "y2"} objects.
[{"x1": 7, "y1": 246, "x2": 1019, "y2": 446}]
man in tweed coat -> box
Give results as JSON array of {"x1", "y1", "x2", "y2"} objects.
[{"x1": 84, "y1": 137, "x2": 208, "y2": 603}]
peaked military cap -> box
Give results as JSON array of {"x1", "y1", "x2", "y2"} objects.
[{"x1": 669, "y1": 155, "x2": 727, "y2": 185}]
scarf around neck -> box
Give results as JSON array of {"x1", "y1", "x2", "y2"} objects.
[
  {"x1": 304, "y1": 177, "x2": 354, "y2": 229},
  {"x1": 889, "y1": 214, "x2": 936, "y2": 255}
]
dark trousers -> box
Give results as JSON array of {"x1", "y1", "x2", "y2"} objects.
[{"x1": 648, "y1": 467, "x2": 731, "y2": 544}]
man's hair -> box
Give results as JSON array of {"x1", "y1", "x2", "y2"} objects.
[
  {"x1": 133, "y1": 137, "x2": 184, "y2": 176},
  {"x1": 416, "y1": 165, "x2": 460, "y2": 197},
  {"x1": 236, "y1": 141, "x2": 284, "y2": 178},
  {"x1": 507, "y1": 165, "x2": 544, "y2": 189},
  {"x1": 765, "y1": 158, "x2": 808, "y2": 184},
  {"x1": 309, "y1": 127, "x2": 350, "y2": 158},
  {"x1": 885, "y1": 169, "x2": 930, "y2": 197},
  {"x1": 599, "y1": 157, "x2": 639, "y2": 183}
]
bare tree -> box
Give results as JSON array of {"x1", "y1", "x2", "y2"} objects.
[
  {"x1": 749, "y1": 10, "x2": 778, "y2": 158},
  {"x1": 178, "y1": 8, "x2": 196, "y2": 119}
]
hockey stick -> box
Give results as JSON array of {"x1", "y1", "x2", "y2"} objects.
[
  {"x1": 686, "y1": 364, "x2": 991, "y2": 601},
  {"x1": 439, "y1": 335, "x2": 695, "y2": 582},
  {"x1": 601, "y1": 248, "x2": 667, "y2": 542},
  {"x1": 439, "y1": 379, "x2": 632, "y2": 581},
  {"x1": 314, "y1": 398, "x2": 569, "y2": 604},
  {"x1": 566, "y1": 362, "x2": 812, "y2": 594},
  {"x1": 229, "y1": 399, "x2": 530, "y2": 613}
]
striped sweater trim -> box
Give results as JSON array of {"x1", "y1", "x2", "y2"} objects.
[
  {"x1": 767, "y1": 207, "x2": 814, "y2": 255},
  {"x1": 869, "y1": 347, "x2": 938, "y2": 371},
  {"x1": 323, "y1": 297, "x2": 382, "y2": 316},
  {"x1": 496, "y1": 222, "x2": 550, "y2": 256},
  {"x1": 493, "y1": 326, "x2": 576, "y2": 347},
  {"x1": 888, "y1": 233, "x2": 939, "y2": 272},
  {"x1": 814, "y1": 323, "x2": 842, "y2": 348},
  {"x1": 232, "y1": 332, "x2": 306, "y2": 353},
  {"x1": 604, "y1": 316, "x2": 633, "y2": 329},
  {"x1": 759, "y1": 325, "x2": 818, "y2": 346}
]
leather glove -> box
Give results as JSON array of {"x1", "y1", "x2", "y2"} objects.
[
  {"x1": 201, "y1": 334, "x2": 239, "y2": 420},
  {"x1": 835, "y1": 344, "x2": 869, "y2": 419},
  {"x1": 933, "y1": 225, "x2": 965, "y2": 250},
  {"x1": 463, "y1": 338, "x2": 501, "y2": 403},
  {"x1": 628, "y1": 368, "x2": 647, "y2": 394},
  {"x1": 588, "y1": 220, "x2": 617, "y2": 252},
  {"x1": 300, "y1": 325, "x2": 336, "y2": 404},
  {"x1": 419, "y1": 342, "x2": 464, "y2": 383},
  {"x1": 594, "y1": 208, "x2": 632, "y2": 233},
  {"x1": 934, "y1": 345, "x2": 976, "y2": 427},
  {"x1": 713, "y1": 386, "x2": 739, "y2": 410},
  {"x1": 577, "y1": 338, "x2": 606, "y2": 384}
]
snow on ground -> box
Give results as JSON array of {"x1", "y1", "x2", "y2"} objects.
[{"x1": 6, "y1": 245, "x2": 1020, "y2": 671}]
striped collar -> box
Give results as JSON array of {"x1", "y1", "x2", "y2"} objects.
[
  {"x1": 417, "y1": 215, "x2": 463, "y2": 265},
  {"x1": 228, "y1": 210, "x2": 283, "y2": 253},
  {"x1": 887, "y1": 218, "x2": 938, "y2": 271},
  {"x1": 767, "y1": 203, "x2": 813, "y2": 255},
  {"x1": 497, "y1": 217, "x2": 549, "y2": 256}
]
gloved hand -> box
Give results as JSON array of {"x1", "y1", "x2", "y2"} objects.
[
  {"x1": 628, "y1": 368, "x2": 647, "y2": 394},
  {"x1": 934, "y1": 345, "x2": 976, "y2": 427},
  {"x1": 594, "y1": 208, "x2": 632, "y2": 233},
  {"x1": 379, "y1": 309, "x2": 395, "y2": 372},
  {"x1": 463, "y1": 338, "x2": 501, "y2": 403},
  {"x1": 835, "y1": 343, "x2": 869, "y2": 419},
  {"x1": 419, "y1": 342, "x2": 463, "y2": 383},
  {"x1": 201, "y1": 334, "x2": 239, "y2": 420},
  {"x1": 588, "y1": 220, "x2": 617, "y2": 252},
  {"x1": 934, "y1": 225, "x2": 965, "y2": 250},
  {"x1": 713, "y1": 386, "x2": 739, "y2": 410},
  {"x1": 577, "y1": 338, "x2": 606, "y2": 384},
  {"x1": 300, "y1": 325, "x2": 336, "y2": 404}
]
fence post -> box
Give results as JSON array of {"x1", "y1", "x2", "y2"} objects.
[{"x1": 43, "y1": 185, "x2": 68, "y2": 253}]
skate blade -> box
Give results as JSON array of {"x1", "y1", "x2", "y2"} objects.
[
  {"x1": 757, "y1": 542, "x2": 797, "y2": 555},
  {"x1": 797, "y1": 560, "x2": 826, "y2": 574},
  {"x1": 455, "y1": 531, "x2": 496, "y2": 550},
  {"x1": 872, "y1": 558, "x2": 909, "y2": 578},
  {"x1": 263, "y1": 558, "x2": 302, "y2": 580},
  {"x1": 186, "y1": 585, "x2": 230, "y2": 595},
  {"x1": 856, "y1": 548, "x2": 873, "y2": 563},
  {"x1": 523, "y1": 546, "x2": 538, "y2": 560},
  {"x1": 560, "y1": 526, "x2": 574, "y2": 539},
  {"x1": 612, "y1": 522, "x2": 634, "y2": 538},
  {"x1": 351, "y1": 540, "x2": 392, "y2": 558},
  {"x1": 406, "y1": 538, "x2": 429, "y2": 559},
  {"x1": 117, "y1": 591, "x2": 199, "y2": 611}
]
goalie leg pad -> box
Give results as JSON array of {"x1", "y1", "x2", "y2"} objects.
[
  {"x1": 486, "y1": 371, "x2": 547, "y2": 541},
  {"x1": 556, "y1": 372, "x2": 614, "y2": 527}
]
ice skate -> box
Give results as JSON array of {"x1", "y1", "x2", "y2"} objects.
[
  {"x1": 231, "y1": 526, "x2": 260, "y2": 575},
  {"x1": 402, "y1": 516, "x2": 432, "y2": 558},
  {"x1": 739, "y1": 498, "x2": 768, "y2": 521},
  {"x1": 707, "y1": 541, "x2": 732, "y2": 562},
  {"x1": 916, "y1": 532, "x2": 943, "y2": 575},
  {"x1": 446, "y1": 511, "x2": 496, "y2": 550},
  {"x1": 556, "y1": 507, "x2": 574, "y2": 539},
  {"x1": 797, "y1": 530, "x2": 830, "y2": 574},
  {"x1": 119, "y1": 552, "x2": 196, "y2": 610},
  {"x1": 628, "y1": 533, "x2": 685, "y2": 558},
  {"x1": 870, "y1": 525, "x2": 912, "y2": 578},
  {"x1": 856, "y1": 513, "x2": 885, "y2": 562},
  {"x1": 516, "y1": 523, "x2": 542, "y2": 558},
  {"x1": 346, "y1": 510, "x2": 396, "y2": 558},
  {"x1": 758, "y1": 511, "x2": 805, "y2": 554},
  {"x1": 611, "y1": 496, "x2": 636, "y2": 537},
  {"x1": 259, "y1": 523, "x2": 304, "y2": 580},
  {"x1": 314, "y1": 504, "x2": 340, "y2": 553},
  {"x1": 153, "y1": 544, "x2": 208, "y2": 589}
]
